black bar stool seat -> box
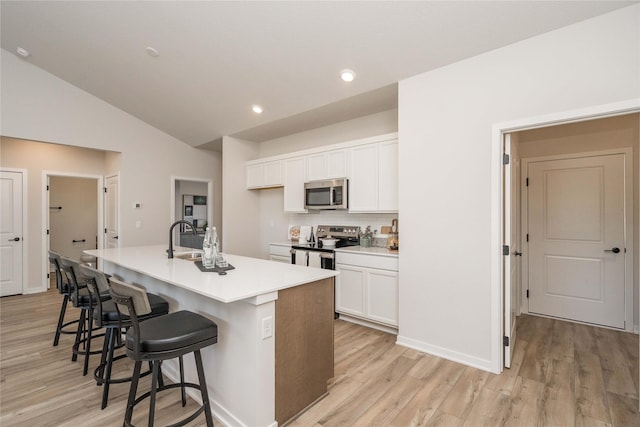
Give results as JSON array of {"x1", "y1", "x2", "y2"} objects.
[
  {"x1": 127, "y1": 310, "x2": 217, "y2": 357},
  {"x1": 109, "y1": 278, "x2": 218, "y2": 427}
]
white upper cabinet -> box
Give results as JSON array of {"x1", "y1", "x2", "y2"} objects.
[
  {"x1": 378, "y1": 140, "x2": 399, "y2": 212},
  {"x1": 246, "y1": 160, "x2": 283, "y2": 189},
  {"x1": 348, "y1": 139, "x2": 398, "y2": 213},
  {"x1": 284, "y1": 157, "x2": 307, "y2": 213},
  {"x1": 348, "y1": 144, "x2": 379, "y2": 212},
  {"x1": 244, "y1": 133, "x2": 398, "y2": 213},
  {"x1": 305, "y1": 149, "x2": 347, "y2": 182}
]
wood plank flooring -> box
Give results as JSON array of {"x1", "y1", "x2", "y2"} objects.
[{"x1": 2, "y1": 289, "x2": 639, "y2": 426}]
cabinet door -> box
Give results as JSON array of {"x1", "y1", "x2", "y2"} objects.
[
  {"x1": 366, "y1": 269, "x2": 398, "y2": 326},
  {"x1": 378, "y1": 140, "x2": 398, "y2": 212},
  {"x1": 348, "y1": 144, "x2": 378, "y2": 212},
  {"x1": 305, "y1": 154, "x2": 326, "y2": 182},
  {"x1": 326, "y1": 149, "x2": 347, "y2": 179},
  {"x1": 335, "y1": 264, "x2": 366, "y2": 317},
  {"x1": 264, "y1": 161, "x2": 283, "y2": 187},
  {"x1": 246, "y1": 163, "x2": 265, "y2": 189},
  {"x1": 284, "y1": 157, "x2": 307, "y2": 213}
]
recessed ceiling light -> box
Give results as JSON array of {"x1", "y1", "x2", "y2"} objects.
[
  {"x1": 251, "y1": 105, "x2": 264, "y2": 114},
  {"x1": 340, "y1": 69, "x2": 356, "y2": 82},
  {"x1": 145, "y1": 46, "x2": 160, "y2": 57},
  {"x1": 16, "y1": 47, "x2": 31, "y2": 58}
]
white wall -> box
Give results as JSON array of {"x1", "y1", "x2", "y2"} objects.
[
  {"x1": 222, "y1": 136, "x2": 261, "y2": 257},
  {"x1": 1, "y1": 48, "x2": 222, "y2": 292},
  {"x1": 397, "y1": 5, "x2": 639, "y2": 371}
]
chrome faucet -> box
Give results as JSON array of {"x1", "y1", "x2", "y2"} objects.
[{"x1": 168, "y1": 220, "x2": 196, "y2": 259}]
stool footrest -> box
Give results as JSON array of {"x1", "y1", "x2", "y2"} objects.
[{"x1": 126, "y1": 382, "x2": 207, "y2": 427}]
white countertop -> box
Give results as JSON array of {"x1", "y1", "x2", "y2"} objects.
[
  {"x1": 334, "y1": 246, "x2": 399, "y2": 257},
  {"x1": 85, "y1": 245, "x2": 337, "y2": 304}
]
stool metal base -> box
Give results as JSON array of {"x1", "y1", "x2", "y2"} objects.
[
  {"x1": 93, "y1": 327, "x2": 154, "y2": 410},
  {"x1": 71, "y1": 307, "x2": 105, "y2": 375},
  {"x1": 124, "y1": 351, "x2": 214, "y2": 427},
  {"x1": 53, "y1": 294, "x2": 80, "y2": 346}
]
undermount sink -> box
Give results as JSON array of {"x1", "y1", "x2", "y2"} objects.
[{"x1": 174, "y1": 251, "x2": 203, "y2": 261}]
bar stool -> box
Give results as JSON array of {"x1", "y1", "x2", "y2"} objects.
[
  {"x1": 59, "y1": 256, "x2": 110, "y2": 376},
  {"x1": 109, "y1": 278, "x2": 218, "y2": 427},
  {"x1": 78, "y1": 264, "x2": 170, "y2": 409},
  {"x1": 49, "y1": 250, "x2": 84, "y2": 346}
]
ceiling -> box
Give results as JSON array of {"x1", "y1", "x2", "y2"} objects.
[{"x1": 1, "y1": 1, "x2": 635, "y2": 150}]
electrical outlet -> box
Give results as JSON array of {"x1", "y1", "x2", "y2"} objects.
[{"x1": 261, "y1": 316, "x2": 273, "y2": 339}]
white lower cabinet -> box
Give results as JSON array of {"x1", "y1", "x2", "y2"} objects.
[{"x1": 336, "y1": 253, "x2": 398, "y2": 329}]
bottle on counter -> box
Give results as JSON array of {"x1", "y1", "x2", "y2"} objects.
[{"x1": 202, "y1": 227, "x2": 217, "y2": 269}]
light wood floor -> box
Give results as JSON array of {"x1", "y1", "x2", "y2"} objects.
[{"x1": 2, "y1": 289, "x2": 639, "y2": 426}]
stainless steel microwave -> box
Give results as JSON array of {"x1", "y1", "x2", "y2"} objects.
[{"x1": 304, "y1": 178, "x2": 348, "y2": 210}]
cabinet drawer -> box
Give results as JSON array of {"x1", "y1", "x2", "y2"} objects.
[
  {"x1": 269, "y1": 244, "x2": 292, "y2": 258},
  {"x1": 336, "y1": 252, "x2": 398, "y2": 271}
]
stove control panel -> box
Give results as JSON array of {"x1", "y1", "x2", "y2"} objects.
[{"x1": 316, "y1": 225, "x2": 361, "y2": 239}]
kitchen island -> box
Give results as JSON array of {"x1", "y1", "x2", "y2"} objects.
[{"x1": 85, "y1": 245, "x2": 338, "y2": 427}]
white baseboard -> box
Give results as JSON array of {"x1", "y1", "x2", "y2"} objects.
[
  {"x1": 337, "y1": 313, "x2": 398, "y2": 335},
  {"x1": 395, "y1": 334, "x2": 495, "y2": 373},
  {"x1": 160, "y1": 360, "x2": 252, "y2": 427}
]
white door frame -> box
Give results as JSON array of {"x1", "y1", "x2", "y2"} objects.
[
  {"x1": 1, "y1": 168, "x2": 28, "y2": 294},
  {"x1": 521, "y1": 149, "x2": 633, "y2": 329},
  {"x1": 42, "y1": 170, "x2": 104, "y2": 291},
  {"x1": 490, "y1": 98, "x2": 640, "y2": 374}
]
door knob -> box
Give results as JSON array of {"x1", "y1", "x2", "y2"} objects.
[
  {"x1": 8, "y1": 237, "x2": 20, "y2": 242},
  {"x1": 604, "y1": 247, "x2": 621, "y2": 254}
]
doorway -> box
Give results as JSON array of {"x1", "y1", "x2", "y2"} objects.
[
  {"x1": 49, "y1": 176, "x2": 99, "y2": 260},
  {"x1": 494, "y1": 102, "x2": 639, "y2": 374},
  {"x1": 44, "y1": 172, "x2": 104, "y2": 289},
  {"x1": 170, "y1": 177, "x2": 214, "y2": 249}
]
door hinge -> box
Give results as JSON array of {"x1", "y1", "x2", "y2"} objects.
[
  {"x1": 526, "y1": 177, "x2": 529, "y2": 186},
  {"x1": 526, "y1": 289, "x2": 529, "y2": 298},
  {"x1": 104, "y1": 187, "x2": 107, "y2": 193},
  {"x1": 46, "y1": 185, "x2": 49, "y2": 191},
  {"x1": 503, "y1": 154, "x2": 510, "y2": 165},
  {"x1": 503, "y1": 245, "x2": 509, "y2": 255},
  {"x1": 104, "y1": 228, "x2": 107, "y2": 234},
  {"x1": 47, "y1": 273, "x2": 50, "y2": 279},
  {"x1": 503, "y1": 336, "x2": 510, "y2": 347},
  {"x1": 46, "y1": 229, "x2": 50, "y2": 235},
  {"x1": 526, "y1": 234, "x2": 529, "y2": 242}
]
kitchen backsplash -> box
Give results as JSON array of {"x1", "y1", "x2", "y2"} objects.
[{"x1": 287, "y1": 211, "x2": 398, "y2": 240}]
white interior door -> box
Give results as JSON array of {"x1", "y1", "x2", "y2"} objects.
[
  {"x1": 0, "y1": 171, "x2": 24, "y2": 296},
  {"x1": 104, "y1": 174, "x2": 119, "y2": 248},
  {"x1": 527, "y1": 154, "x2": 626, "y2": 328},
  {"x1": 503, "y1": 135, "x2": 518, "y2": 368}
]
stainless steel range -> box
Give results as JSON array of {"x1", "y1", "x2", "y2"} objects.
[{"x1": 290, "y1": 225, "x2": 360, "y2": 270}]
